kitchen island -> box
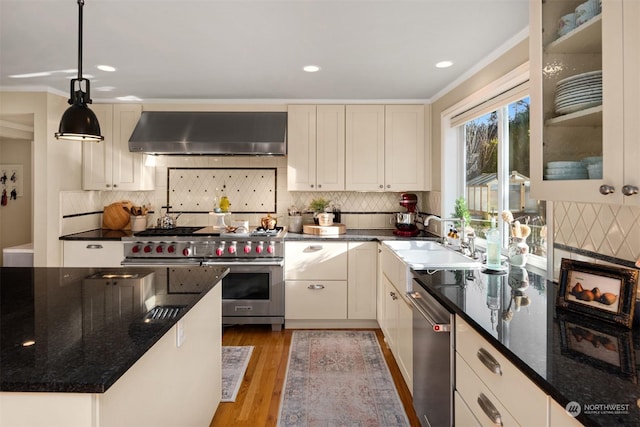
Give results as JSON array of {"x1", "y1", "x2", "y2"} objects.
[{"x1": 0, "y1": 266, "x2": 227, "y2": 427}]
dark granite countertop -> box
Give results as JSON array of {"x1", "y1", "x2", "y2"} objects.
[
  {"x1": 412, "y1": 266, "x2": 640, "y2": 427},
  {"x1": 59, "y1": 229, "x2": 134, "y2": 240},
  {"x1": 60, "y1": 228, "x2": 439, "y2": 241},
  {"x1": 0, "y1": 266, "x2": 227, "y2": 393}
]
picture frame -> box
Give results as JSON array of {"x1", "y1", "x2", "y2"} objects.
[
  {"x1": 557, "y1": 258, "x2": 638, "y2": 328},
  {"x1": 558, "y1": 313, "x2": 637, "y2": 384}
]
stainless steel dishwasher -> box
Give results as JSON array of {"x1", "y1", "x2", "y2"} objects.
[{"x1": 408, "y1": 276, "x2": 455, "y2": 427}]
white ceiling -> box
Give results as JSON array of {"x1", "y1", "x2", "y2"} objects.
[{"x1": 0, "y1": 0, "x2": 529, "y2": 102}]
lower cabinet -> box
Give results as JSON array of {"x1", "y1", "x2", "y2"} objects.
[
  {"x1": 285, "y1": 280, "x2": 347, "y2": 319},
  {"x1": 284, "y1": 240, "x2": 377, "y2": 326},
  {"x1": 62, "y1": 240, "x2": 124, "y2": 267},
  {"x1": 378, "y1": 243, "x2": 413, "y2": 392},
  {"x1": 455, "y1": 316, "x2": 584, "y2": 427}
]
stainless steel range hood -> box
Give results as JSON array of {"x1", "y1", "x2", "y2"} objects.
[{"x1": 128, "y1": 111, "x2": 287, "y2": 155}]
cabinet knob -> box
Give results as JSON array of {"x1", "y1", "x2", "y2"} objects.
[
  {"x1": 386, "y1": 184, "x2": 391, "y2": 188},
  {"x1": 599, "y1": 184, "x2": 615, "y2": 195},
  {"x1": 106, "y1": 184, "x2": 111, "y2": 188},
  {"x1": 113, "y1": 184, "x2": 117, "y2": 188},
  {"x1": 379, "y1": 184, "x2": 383, "y2": 189},
  {"x1": 318, "y1": 184, "x2": 322, "y2": 188},
  {"x1": 622, "y1": 185, "x2": 639, "y2": 196},
  {"x1": 310, "y1": 184, "x2": 314, "y2": 188}
]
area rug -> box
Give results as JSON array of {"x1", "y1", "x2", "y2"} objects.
[
  {"x1": 277, "y1": 330, "x2": 410, "y2": 426},
  {"x1": 221, "y1": 346, "x2": 254, "y2": 402}
]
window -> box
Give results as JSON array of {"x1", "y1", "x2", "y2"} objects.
[{"x1": 461, "y1": 96, "x2": 547, "y2": 259}]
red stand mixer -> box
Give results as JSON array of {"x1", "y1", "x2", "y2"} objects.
[{"x1": 393, "y1": 193, "x2": 420, "y2": 236}]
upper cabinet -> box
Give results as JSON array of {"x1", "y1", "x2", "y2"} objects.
[
  {"x1": 345, "y1": 104, "x2": 426, "y2": 191},
  {"x1": 287, "y1": 105, "x2": 345, "y2": 191},
  {"x1": 530, "y1": 0, "x2": 639, "y2": 205},
  {"x1": 83, "y1": 104, "x2": 155, "y2": 191}
]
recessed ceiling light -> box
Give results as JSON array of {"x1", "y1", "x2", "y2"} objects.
[
  {"x1": 22, "y1": 340, "x2": 36, "y2": 347},
  {"x1": 97, "y1": 65, "x2": 116, "y2": 72},
  {"x1": 303, "y1": 65, "x2": 321, "y2": 73},
  {"x1": 435, "y1": 61, "x2": 453, "y2": 68}
]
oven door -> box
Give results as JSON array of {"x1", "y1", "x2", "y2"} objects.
[{"x1": 209, "y1": 260, "x2": 284, "y2": 322}]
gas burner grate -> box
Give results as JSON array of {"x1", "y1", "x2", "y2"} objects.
[
  {"x1": 251, "y1": 226, "x2": 284, "y2": 236},
  {"x1": 133, "y1": 227, "x2": 204, "y2": 237}
]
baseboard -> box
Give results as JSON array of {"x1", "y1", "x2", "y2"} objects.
[{"x1": 284, "y1": 319, "x2": 380, "y2": 329}]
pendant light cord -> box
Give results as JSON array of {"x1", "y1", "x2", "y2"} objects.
[{"x1": 77, "y1": 0, "x2": 84, "y2": 81}]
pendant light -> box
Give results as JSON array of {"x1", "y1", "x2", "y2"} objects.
[{"x1": 55, "y1": 0, "x2": 104, "y2": 142}]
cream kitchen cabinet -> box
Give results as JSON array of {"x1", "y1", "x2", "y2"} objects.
[
  {"x1": 378, "y1": 242, "x2": 413, "y2": 391},
  {"x1": 284, "y1": 241, "x2": 348, "y2": 320},
  {"x1": 287, "y1": 105, "x2": 345, "y2": 191},
  {"x1": 456, "y1": 316, "x2": 549, "y2": 427},
  {"x1": 530, "y1": 0, "x2": 639, "y2": 205},
  {"x1": 345, "y1": 105, "x2": 426, "y2": 191},
  {"x1": 347, "y1": 241, "x2": 377, "y2": 320},
  {"x1": 83, "y1": 104, "x2": 155, "y2": 191},
  {"x1": 62, "y1": 240, "x2": 124, "y2": 267}
]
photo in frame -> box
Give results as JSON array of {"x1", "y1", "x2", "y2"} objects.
[
  {"x1": 558, "y1": 313, "x2": 637, "y2": 384},
  {"x1": 557, "y1": 258, "x2": 639, "y2": 328}
]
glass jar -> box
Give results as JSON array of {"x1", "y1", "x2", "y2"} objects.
[{"x1": 508, "y1": 237, "x2": 529, "y2": 267}]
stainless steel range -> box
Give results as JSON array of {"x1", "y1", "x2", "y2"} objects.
[{"x1": 122, "y1": 226, "x2": 285, "y2": 331}]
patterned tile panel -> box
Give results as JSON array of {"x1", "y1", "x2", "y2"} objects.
[
  {"x1": 554, "y1": 201, "x2": 640, "y2": 263},
  {"x1": 168, "y1": 168, "x2": 276, "y2": 213}
]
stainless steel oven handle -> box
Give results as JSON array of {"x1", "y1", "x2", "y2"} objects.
[
  {"x1": 121, "y1": 259, "x2": 202, "y2": 267},
  {"x1": 202, "y1": 259, "x2": 284, "y2": 267},
  {"x1": 407, "y1": 291, "x2": 450, "y2": 332}
]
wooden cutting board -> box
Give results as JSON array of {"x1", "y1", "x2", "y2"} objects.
[{"x1": 302, "y1": 224, "x2": 347, "y2": 235}]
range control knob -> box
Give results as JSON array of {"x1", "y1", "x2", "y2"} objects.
[
  {"x1": 156, "y1": 245, "x2": 164, "y2": 253},
  {"x1": 244, "y1": 243, "x2": 252, "y2": 254},
  {"x1": 228, "y1": 242, "x2": 237, "y2": 254},
  {"x1": 182, "y1": 247, "x2": 191, "y2": 257},
  {"x1": 216, "y1": 243, "x2": 225, "y2": 256},
  {"x1": 131, "y1": 245, "x2": 141, "y2": 253},
  {"x1": 255, "y1": 242, "x2": 264, "y2": 254},
  {"x1": 267, "y1": 242, "x2": 275, "y2": 254},
  {"x1": 143, "y1": 245, "x2": 152, "y2": 253},
  {"x1": 167, "y1": 245, "x2": 176, "y2": 254}
]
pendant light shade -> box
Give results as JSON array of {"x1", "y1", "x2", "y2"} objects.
[{"x1": 55, "y1": 0, "x2": 104, "y2": 142}]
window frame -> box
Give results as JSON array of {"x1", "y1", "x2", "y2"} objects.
[{"x1": 440, "y1": 63, "x2": 549, "y2": 271}]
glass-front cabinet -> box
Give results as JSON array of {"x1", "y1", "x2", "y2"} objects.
[{"x1": 530, "y1": 0, "x2": 639, "y2": 205}]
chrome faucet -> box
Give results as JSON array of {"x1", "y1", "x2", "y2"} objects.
[{"x1": 423, "y1": 215, "x2": 477, "y2": 258}]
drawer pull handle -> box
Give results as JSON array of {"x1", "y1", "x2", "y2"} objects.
[
  {"x1": 477, "y1": 393, "x2": 503, "y2": 426},
  {"x1": 308, "y1": 284, "x2": 325, "y2": 290},
  {"x1": 477, "y1": 348, "x2": 502, "y2": 376},
  {"x1": 86, "y1": 244, "x2": 104, "y2": 249},
  {"x1": 308, "y1": 245, "x2": 323, "y2": 251}
]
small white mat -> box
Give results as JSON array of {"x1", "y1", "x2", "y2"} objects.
[{"x1": 221, "y1": 346, "x2": 254, "y2": 402}]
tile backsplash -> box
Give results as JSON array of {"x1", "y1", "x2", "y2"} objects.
[{"x1": 61, "y1": 156, "x2": 429, "y2": 234}]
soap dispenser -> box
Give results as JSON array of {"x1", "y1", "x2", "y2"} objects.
[{"x1": 485, "y1": 216, "x2": 501, "y2": 270}]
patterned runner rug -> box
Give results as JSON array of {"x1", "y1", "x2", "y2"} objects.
[
  {"x1": 277, "y1": 330, "x2": 410, "y2": 426},
  {"x1": 221, "y1": 346, "x2": 254, "y2": 402}
]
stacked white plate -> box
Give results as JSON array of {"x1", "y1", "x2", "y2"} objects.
[
  {"x1": 544, "y1": 161, "x2": 588, "y2": 180},
  {"x1": 554, "y1": 70, "x2": 602, "y2": 115}
]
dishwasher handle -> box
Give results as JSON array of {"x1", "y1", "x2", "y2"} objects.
[{"x1": 407, "y1": 291, "x2": 451, "y2": 332}]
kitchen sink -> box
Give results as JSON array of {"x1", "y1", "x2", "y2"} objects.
[{"x1": 382, "y1": 240, "x2": 481, "y2": 269}]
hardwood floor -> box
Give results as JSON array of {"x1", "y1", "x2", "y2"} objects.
[{"x1": 210, "y1": 325, "x2": 420, "y2": 427}]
